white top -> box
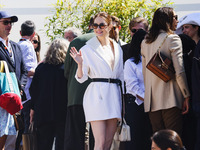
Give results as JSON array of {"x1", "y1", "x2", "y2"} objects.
[
  {"x1": 101, "y1": 44, "x2": 115, "y2": 70},
  {"x1": 124, "y1": 57, "x2": 144, "y2": 105},
  {"x1": 75, "y1": 36, "x2": 124, "y2": 122},
  {"x1": 18, "y1": 39, "x2": 37, "y2": 102}
]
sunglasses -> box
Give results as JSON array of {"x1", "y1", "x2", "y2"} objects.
[
  {"x1": 131, "y1": 29, "x2": 138, "y2": 34},
  {"x1": 93, "y1": 23, "x2": 107, "y2": 29},
  {"x1": 0, "y1": 20, "x2": 14, "y2": 26},
  {"x1": 173, "y1": 15, "x2": 178, "y2": 20},
  {"x1": 32, "y1": 40, "x2": 39, "y2": 44},
  {"x1": 113, "y1": 26, "x2": 117, "y2": 30}
]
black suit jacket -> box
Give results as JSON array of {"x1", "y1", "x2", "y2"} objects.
[
  {"x1": 0, "y1": 40, "x2": 27, "y2": 88},
  {"x1": 192, "y1": 40, "x2": 200, "y2": 113}
]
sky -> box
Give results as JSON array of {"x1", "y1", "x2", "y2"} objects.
[
  {"x1": 1, "y1": 0, "x2": 200, "y2": 59},
  {"x1": 0, "y1": 0, "x2": 56, "y2": 59}
]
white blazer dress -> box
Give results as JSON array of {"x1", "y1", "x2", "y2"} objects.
[{"x1": 75, "y1": 36, "x2": 124, "y2": 122}]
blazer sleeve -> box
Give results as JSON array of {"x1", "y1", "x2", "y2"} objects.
[
  {"x1": 141, "y1": 40, "x2": 146, "y2": 85},
  {"x1": 169, "y1": 35, "x2": 190, "y2": 98},
  {"x1": 118, "y1": 45, "x2": 124, "y2": 93},
  {"x1": 11, "y1": 41, "x2": 28, "y2": 88}
]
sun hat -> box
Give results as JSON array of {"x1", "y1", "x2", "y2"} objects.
[{"x1": 176, "y1": 13, "x2": 200, "y2": 34}]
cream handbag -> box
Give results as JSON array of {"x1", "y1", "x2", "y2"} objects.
[{"x1": 114, "y1": 119, "x2": 131, "y2": 141}]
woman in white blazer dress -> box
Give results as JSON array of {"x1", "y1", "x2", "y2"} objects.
[{"x1": 70, "y1": 12, "x2": 123, "y2": 150}]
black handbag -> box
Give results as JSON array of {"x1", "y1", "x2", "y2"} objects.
[{"x1": 146, "y1": 35, "x2": 175, "y2": 82}]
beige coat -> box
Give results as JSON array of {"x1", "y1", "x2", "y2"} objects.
[{"x1": 141, "y1": 31, "x2": 190, "y2": 112}]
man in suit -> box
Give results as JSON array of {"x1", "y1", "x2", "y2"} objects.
[
  {"x1": 64, "y1": 17, "x2": 94, "y2": 150},
  {"x1": 0, "y1": 11, "x2": 27, "y2": 150}
]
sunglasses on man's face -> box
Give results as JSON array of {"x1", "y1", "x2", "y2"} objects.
[
  {"x1": 131, "y1": 29, "x2": 138, "y2": 34},
  {"x1": 32, "y1": 40, "x2": 39, "y2": 44},
  {"x1": 93, "y1": 23, "x2": 107, "y2": 29},
  {"x1": 0, "y1": 20, "x2": 13, "y2": 26},
  {"x1": 113, "y1": 26, "x2": 117, "y2": 30}
]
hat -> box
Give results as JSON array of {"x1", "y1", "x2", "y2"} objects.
[
  {"x1": 176, "y1": 13, "x2": 200, "y2": 34},
  {"x1": 0, "y1": 93, "x2": 23, "y2": 115},
  {"x1": 0, "y1": 11, "x2": 18, "y2": 22}
]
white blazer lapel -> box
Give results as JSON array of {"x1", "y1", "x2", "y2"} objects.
[
  {"x1": 86, "y1": 36, "x2": 113, "y2": 70},
  {"x1": 112, "y1": 40, "x2": 120, "y2": 71}
]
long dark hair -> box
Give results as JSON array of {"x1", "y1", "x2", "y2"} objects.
[
  {"x1": 129, "y1": 29, "x2": 147, "y2": 64},
  {"x1": 35, "y1": 33, "x2": 41, "y2": 62},
  {"x1": 146, "y1": 7, "x2": 174, "y2": 43}
]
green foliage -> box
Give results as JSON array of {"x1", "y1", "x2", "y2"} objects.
[{"x1": 44, "y1": 0, "x2": 173, "y2": 42}]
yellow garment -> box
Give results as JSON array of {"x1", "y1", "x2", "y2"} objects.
[{"x1": 0, "y1": 61, "x2": 5, "y2": 72}]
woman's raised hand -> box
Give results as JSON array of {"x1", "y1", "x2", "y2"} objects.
[{"x1": 70, "y1": 47, "x2": 83, "y2": 65}]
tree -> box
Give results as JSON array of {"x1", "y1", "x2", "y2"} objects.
[{"x1": 44, "y1": 0, "x2": 173, "y2": 42}]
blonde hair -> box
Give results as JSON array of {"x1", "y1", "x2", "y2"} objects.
[{"x1": 45, "y1": 38, "x2": 69, "y2": 65}]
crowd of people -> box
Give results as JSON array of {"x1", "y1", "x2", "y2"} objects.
[{"x1": 0, "y1": 6, "x2": 200, "y2": 150}]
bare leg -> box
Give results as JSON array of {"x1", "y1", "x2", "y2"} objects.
[
  {"x1": 104, "y1": 119, "x2": 118, "y2": 150},
  {"x1": 90, "y1": 119, "x2": 118, "y2": 150},
  {"x1": 0, "y1": 135, "x2": 7, "y2": 150},
  {"x1": 91, "y1": 120, "x2": 106, "y2": 150}
]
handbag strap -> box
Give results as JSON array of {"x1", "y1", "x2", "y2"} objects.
[
  {"x1": 157, "y1": 35, "x2": 168, "y2": 52},
  {"x1": 2, "y1": 61, "x2": 14, "y2": 93},
  {"x1": 157, "y1": 35, "x2": 169, "y2": 65}
]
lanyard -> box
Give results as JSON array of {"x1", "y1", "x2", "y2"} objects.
[{"x1": 0, "y1": 41, "x2": 12, "y2": 57}]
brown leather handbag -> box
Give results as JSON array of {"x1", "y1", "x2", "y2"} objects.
[{"x1": 146, "y1": 35, "x2": 175, "y2": 82}]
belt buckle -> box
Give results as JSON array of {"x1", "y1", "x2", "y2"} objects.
[{"x1": 108, "y1": 78, "x2": 111, "y2": 83}]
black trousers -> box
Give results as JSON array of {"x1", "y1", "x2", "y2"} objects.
[
  {"x1": 64, "y1": 105, "x2": 94, "y2": 150},
  {"x1": 36, "y1": 121, "x2": 65, "y2": 150},
  {"x1": 64, "y1": 105, "x2": 86, "y2": 150},
  {"x1": 195, "y1": 113, "x2": 200, "y2": 150},
  {"x1": 182, "y1": 105, "x2": 197, "y2": 150},
  {"x1": 123, "y1": 95, "x2": 152, "y2": 150}
]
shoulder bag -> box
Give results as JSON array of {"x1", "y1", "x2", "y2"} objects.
[
  {"x1": 0, "y1": 61, "x2": 23, "y2": 115},
  {"x1": 146, "y1": 35, "x2": 175, "y2": 82}
]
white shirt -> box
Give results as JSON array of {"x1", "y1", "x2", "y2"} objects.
[
  {"x1": 124, "y1": 57, "x2": 144, "y2": 105},
  {"x1": 18, "y1": 39, "x2": 37, "y2": 102}
]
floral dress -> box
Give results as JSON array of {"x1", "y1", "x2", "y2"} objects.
[{"x1": 0, "y1": 107, "x2": 16, "y2": 137}]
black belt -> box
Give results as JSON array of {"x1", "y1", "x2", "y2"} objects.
[
  {"x1": 91, "y1": 78, "x2": 124, "y2": 133},
  {"x1": 92, "y1": 78, "x2": 121, "y2": 86}
]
